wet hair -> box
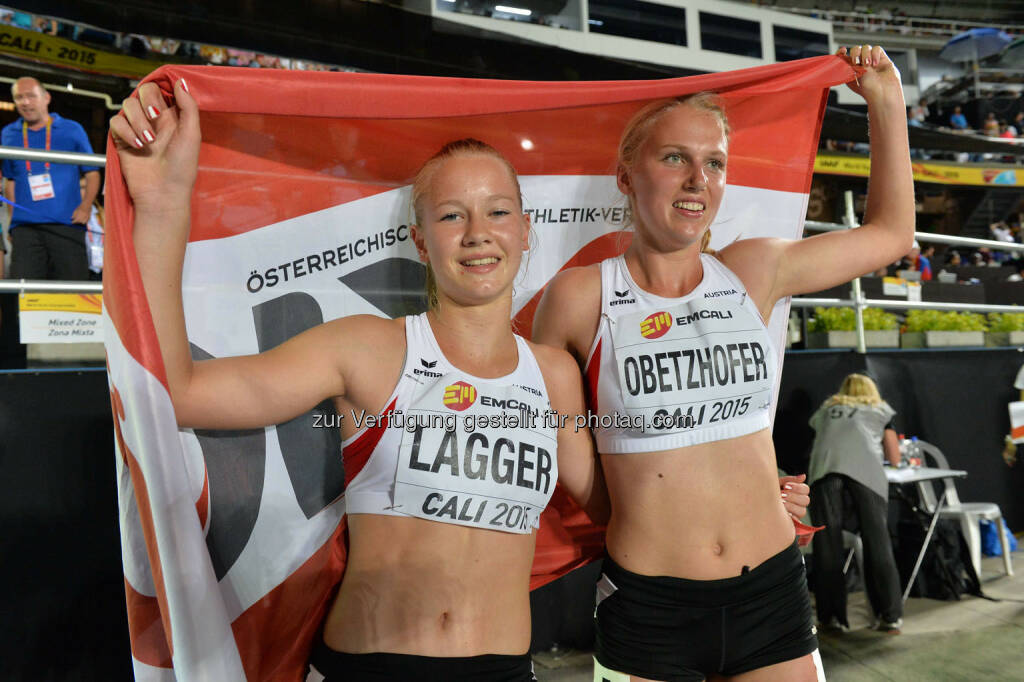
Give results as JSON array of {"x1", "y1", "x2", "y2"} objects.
[
  {"x1": 617, "y1": 92, "x2": 730, "y2": 254},
  {"x1": 411, "y1": 138, "x2": 522, "y2": 310},
  {"x1": 825, "y1": 373, "x2": 885, "y2": 408}
]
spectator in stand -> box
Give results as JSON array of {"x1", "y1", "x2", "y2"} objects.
[
  {"x1": 909, "y1": 98, "x2": 928, "y2": 126},
  {"x1": 33, "y1": 17, "x2": 56, "y2": 35},
  {"x1": 947, "y1": 250, "x2": 962, "y2": 267},
  {"x1": 950, "y1": 106, "x2": 969, "y2": 131},
  {"x1": 983, "y1": 112, "x2": 1000, "y2": 137},
  {"x1": 1000, "y1": 121, "x2": 1016, "y2": 139},
  {"x1": 900, "y1": 240, "x2": 928, "y2": 273},
  {"x1": 917, "y1": 244, "x2": 934, "y2": 280},
  {"x1": 1007, "y1": 116, "x2": 1020, "y2": 138},
  {"x1": 991, "y1": 220, "x2": 1015, "y2": 243},
  {"x1": 1013, "y1": 112, "x2": 1024, "y2": 137}
]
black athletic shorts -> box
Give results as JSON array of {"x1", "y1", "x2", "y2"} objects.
[
  {"x1": 594, "y1": 541, "x2": 818, "y2": 681},
  {"x1": 309, "y1": 637, "x2": 538, "y2": 682}
]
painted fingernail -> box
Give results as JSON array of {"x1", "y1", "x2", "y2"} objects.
[
  {"x1": 784, "y1": 484, "x2": 794, "y2": 490},
  {"x1": 133, "y1": 136, "x2": 143, "y2": 148},
  {"x1": 146, "y1": 105, "x2": 160, "y2": 120},
  {"x1": 142, "y1": 130, "x2": 154, "y2": 143},
  {"x1": 781, "y1": 493, "x2": 789, "y2": 498},
  {"x1": 180, "y1": 78, "x2": 190, "y2": 94}
]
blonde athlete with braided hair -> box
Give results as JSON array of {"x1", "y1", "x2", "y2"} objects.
[{"x1": 535, "y1": 45, "x2": 913, "y2": 681}]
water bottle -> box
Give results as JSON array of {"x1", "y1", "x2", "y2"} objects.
[{"x1": 908, "y1": 436, "x2": 923, "y2": 468}]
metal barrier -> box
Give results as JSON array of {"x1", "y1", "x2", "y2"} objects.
[
  {"x1": 0, "y1": 145, "x2": 105, "y2": 168},
  {"x1": 0, "y1": 281, "x2": 102, "y2": 293},
  {"x1": 0, "y1": 155, "x2": 1019, "y2": 353},
  {"x1": 798, "y1": 192, "x2": 1022, "y2": 353},
  {"x1": 0, "y1": 147, "x2": 106, "y2": 294}
]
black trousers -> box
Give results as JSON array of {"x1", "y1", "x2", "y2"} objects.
[
  {"x1": 809, "y1": 474, "x2": 903, "y2": 626},
  {"x1": 10, "y1": 223, "x2": 88, "y2": 280}
]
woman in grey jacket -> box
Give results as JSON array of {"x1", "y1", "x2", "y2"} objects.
[{"x1": 808, "y1": 373, "x2": 904, "y2": 634}]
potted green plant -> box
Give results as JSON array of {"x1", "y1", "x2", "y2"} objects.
[
  {"x1": 900, "y1": 310, "x2": 987, "y2": 348},
  {"x1": 806, "y1": 307, "x2": 900, "y2": 348},
  {"x1": 985, "y1": 312, "x2": 1024, "y2": 347}
]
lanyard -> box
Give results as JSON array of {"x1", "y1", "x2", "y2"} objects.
[{"x1": 22, "y1": 116, "x2": 51, "y2": 174}]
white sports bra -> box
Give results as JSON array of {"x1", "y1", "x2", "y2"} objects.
[
  {"x1": 584, "y1": 254, "x2": 776, "y2": 453},
  {"x1": 342, "y1": 313, "x2": 557, "y2": 534}
]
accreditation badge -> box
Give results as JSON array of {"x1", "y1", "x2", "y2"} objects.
[
  {"x1": 28, "y1": 173, "x2": 55, "y2": 201},
  {"x1": 610, "y1": 298, "x2": 774, "y2": 434},
  {"x1": 392, "y1": 374, "x2": 557, "y2": 534}
]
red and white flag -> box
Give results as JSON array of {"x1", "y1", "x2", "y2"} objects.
[{"x1": 104, "y1": 58, "x2": 854, "y2": 681}]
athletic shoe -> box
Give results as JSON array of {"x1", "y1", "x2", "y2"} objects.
[
  {"x1": 817, "y1": 617, "x2": 847, "y2": 634},
  {"x1": 872, "y1": 618, "x2": 902, "y2": 634}
]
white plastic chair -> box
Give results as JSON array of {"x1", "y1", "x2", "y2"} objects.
[{"x1": 914, "y1": 440, "x2": 1013, "y2": 577}]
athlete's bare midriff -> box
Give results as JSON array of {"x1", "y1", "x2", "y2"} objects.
[
  {"x1": 322, "y1": 514, "x2": 535, "y2": 656},
  {"x1": 601, "y1": 428, "x2": 795, "y2": 580}
]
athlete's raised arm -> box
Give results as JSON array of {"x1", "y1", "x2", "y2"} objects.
[
  {"x1": 723, "y1": 45, "x2": 914, "y2": 317},
  {"x1": 110, "y1": 79, "x2": 398, "y2": 429}
]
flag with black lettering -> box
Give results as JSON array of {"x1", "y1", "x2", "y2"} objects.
[{"x1": 104, "y1": 59, "x2": 854, "y2": 680}]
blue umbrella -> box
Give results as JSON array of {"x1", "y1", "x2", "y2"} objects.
[{"x1": 939, "y1": 27, "x2": 1014, "y2": 62}]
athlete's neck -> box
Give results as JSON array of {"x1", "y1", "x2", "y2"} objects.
[
  {"x1": 426, "y1": 306, "x2": 519, "y2": 378},
  {"x1": 624, "y1": 242, "x2": 705, "y2": 299}
]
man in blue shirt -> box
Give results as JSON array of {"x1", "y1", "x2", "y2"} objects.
[
  {"x1": 949, "y1": 105, "x2": 969, "y2": 131},
  {"x1": 2, "y1": 77, "x2": 101, "y2": 280}
]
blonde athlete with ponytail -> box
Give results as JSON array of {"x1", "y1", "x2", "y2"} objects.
[
  {"x1": 535, "y1": 45, "x2": 913, "y2": 681},
  {"x1": 111, "y1": 80, "x2": 607, "y2": 682}
]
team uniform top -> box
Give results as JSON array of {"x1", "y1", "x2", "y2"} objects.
[
  {"x1": 342, "y1": 313, "x2": 558, "y2": 534},
  {"x1": 584, "y1": 254, "x2": 777, "y2": 454}
]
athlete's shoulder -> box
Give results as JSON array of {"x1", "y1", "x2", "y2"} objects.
[
  {"x1": 718, "y1": 237, "x2": 785, "y2": 269},
  {"x1": 526, "y1": 339, "x2": 584, "y2": 405},
  {"x1": 716, "y1": 238, "x2": 787, "y2": 310},
  {"x1": 534, "y1": 265, "x2": 602, "y2": 359},
  {"x1": 320, "y1": 314, "x2": 406, "y2": 352},
  {"x1": 526, "y1": 339, "x2": 578, "y2": 376},
  {"x1": 537, "y1": 264, "x2": 602, "y2": 319},
  {"x1": 546, "y1": 263, "x2": 602, "y2": 291}
]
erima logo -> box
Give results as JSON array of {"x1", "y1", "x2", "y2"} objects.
[
  {"x1": 610, "y1": 288, "x2": 636, "y2": 306},
  {"x1": 705, "y1": 289, "x2": 738, "y2": 298},
  {"x1": 443, "y1": 381, "x2": 477, "y2": 411},
  {"x1": 413, "y1": 358, "x2": 443, "y2": 377},
  {"x1": 640, "y1": 312, "x2": 672, "y2": 339}
]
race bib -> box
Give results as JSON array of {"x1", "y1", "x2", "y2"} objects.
[
  {"x1": 393, "y1": 374, "x2": 557, "y2": 534},
  {"x1": 28, "y1": 173, "x2": 55, "y2": 201},
  {"x1": 610, "y1": 299, "x2": 773, "y2": 434}
]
